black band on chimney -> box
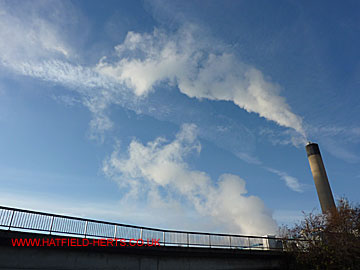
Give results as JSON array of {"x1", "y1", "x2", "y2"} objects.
[{"x1": 306, "y1": 143, "x2": 321, "y2": 157}]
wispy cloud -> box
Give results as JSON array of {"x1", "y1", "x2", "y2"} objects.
[
  {"x1": 103, "y1": 124, "x2": 278, "y2": 235},
  {"x1": 322, "y1": 138, "x2": 360, "y2": 164},
  {"x1": 309, "y1": 125, "x2": 360, "y2": 163},
  {"x1": 266, "y1": 167, "x2": 304, "y2": 193},
  {"x1": 259, "y1": 123, "x2": 360, "y2": 164},
  {"x1": 258, "y1": 127, "x2": 307, "y2": 148},
  {"x1": 51, "y1": 94, "x2": 82, "y2": 107},
  {"x1": 236, "y1": 152, "x2": 262, "y2": 165},
  {"x1": 0, "y1": 0, "x2": 117, "y2": 140},
  {"x1": 0, "y1": 1, "x2": 70, "y2": 65},
  {"x1": 311, "y1": 125, "x2": 360, "y2": 144}
]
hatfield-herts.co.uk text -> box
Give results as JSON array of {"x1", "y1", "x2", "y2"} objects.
[{"x1": 11, "y1": 238, "x2": 161, "y2": 247}]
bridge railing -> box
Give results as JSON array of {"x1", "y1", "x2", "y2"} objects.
[{"x1": 0, "y1": 206, "x2": 296, "y2": 251}]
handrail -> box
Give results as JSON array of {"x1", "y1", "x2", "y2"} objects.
[{"x1": 0, "y1": 205, "x2": 295, "y2": 250}]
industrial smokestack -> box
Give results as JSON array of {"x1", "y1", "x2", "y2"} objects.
[{"x1": 305, "y1": 142, "x2": 336, "y2": 213}]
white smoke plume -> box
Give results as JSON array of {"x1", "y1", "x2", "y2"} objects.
[
  {"x1": 97, "y1": 26, "x2": 306, "y2": 137},
  {"x1": 103, "y1": 124, "x2": 278, "y2": 235},
  {"x1": 0, "y1": 1, "x2": 305, "y2": 140}
]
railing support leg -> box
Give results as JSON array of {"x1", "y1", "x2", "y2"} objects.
[
  {"x1": 84, "y1": 221, "x2": 88, "y2": 238},
  {"x1": 114, "y1": 225, "x2": 117, "y2": 239},
  {"x1": 8, "y1": 211, "x2": 15, "y2": 230},
  {"x1": 163, "y1": 231, "x2": 165, "y2": 246},
  {"x1": 49, "y1": 216, "x2": 54, "y2": 235}
]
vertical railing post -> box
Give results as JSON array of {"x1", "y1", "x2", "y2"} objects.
[
  {"x1": 114, "y1": 225, "x2": 117, "y2": 239},
  {"x1": 49, "y1": 216, "x2": 54, "y2": 235},
  {"x1": 163, "y1": 231, "x2": 165, "y2": 246},
  {"x1": 209, "y1": 234, "x2": 211, "y2": 248},
  {"x1": 8, "y1": 211, "x2": 15, "y2": 230},
  {"x1": 140, "y1": 228, "x2": 143, "y2": 241},
  {"x1": 264, "y1": 236, "x2": 267, "y2": 250},
  {"x1": 187, "y1": 233, "x2": 189, "y2": 247},
  {"x1": 229, "y1": 235, "x2": 232, "y2": 248},
  {"x1": 84, "y1": 221, "x2": 88, "y2": 238},
  {"x1": 248, "y1": 237, "x2": 251, "y2": 250}
]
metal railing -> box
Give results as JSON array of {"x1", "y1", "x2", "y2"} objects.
[{"x1": 0, "y1": 206, "x2": 290, "y2": 250}]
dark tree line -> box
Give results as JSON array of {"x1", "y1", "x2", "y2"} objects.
[{"x1": 281, "y1": 198, "x2": 360, "y2": 270}]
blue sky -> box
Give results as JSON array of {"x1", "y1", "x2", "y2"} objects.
[{"x1": 0, "y1": 0, "x2": 359, "y2": 236}]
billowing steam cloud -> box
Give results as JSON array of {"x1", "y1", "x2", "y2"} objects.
[
  {"x1": 103, "y1": 124, "x2": 278, "y2": 235},
  {"x1": 97, "y1": 27, "x2": 306, "y2": 137}
]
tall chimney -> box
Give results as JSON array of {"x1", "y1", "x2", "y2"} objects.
[{"x1": 305, "y1": 142, "x2": 336, "y2": 213}]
